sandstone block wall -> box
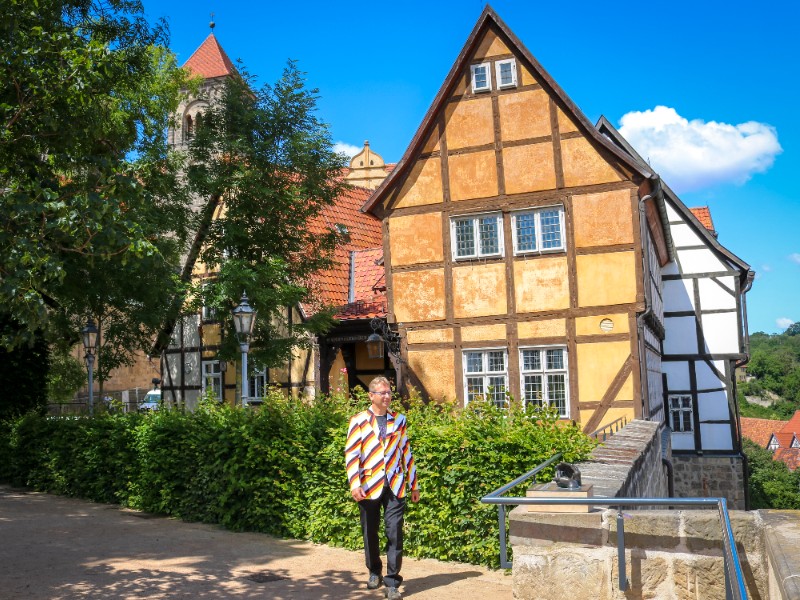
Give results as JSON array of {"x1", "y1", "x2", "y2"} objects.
[{"x1": 510, "y1": 508, "x2": 768, "y2": 600}]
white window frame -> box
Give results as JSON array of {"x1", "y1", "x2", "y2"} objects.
[
  {"x1": 511, "y1": 205, "x2": 566, "y2": 255},
  {"x1": 668, "y1": 394, "x2": 694, "y2": 433},
  {"x1": 450, "y1": 212, "x2": 504, "y2": 260},
  {"x1": 202, "y1": 360, "x2": 223, "y2": 401},
  {"x1": 495, "y1": 58, "x2": 518, "y2": 89},
  {"x1": 767, "y1": 435, "x2": 779, "y2": 451},
  {"x1": 470, "y1": 62, "x2": 492, "y2": 93},
  {"x1": 200, "y1": 281, "x2": 217, "y2": 322},
  {"x1": 463, "y1": 348, "x2": 508, "y2": 408},
  {"x1": 519, "y1": 346, "x2": 570, "y2": 417},
  {"x1": 249, "y1": 366, "x2": 268, "y2": 401}
]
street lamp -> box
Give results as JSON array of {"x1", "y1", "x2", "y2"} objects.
[
  {"x1": 366, "y1": 317, "x2": 401, "y2": 360},
  {"x1": 232, "y1": 292, "x2": 257, "y2": 406},
  {"x1": 81, "y1": 319, "x2": 98, "y2": 415}
]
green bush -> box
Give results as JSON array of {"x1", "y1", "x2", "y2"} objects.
[{"x1": 0, "y1": 390, "x2": 595, "y2": 568}]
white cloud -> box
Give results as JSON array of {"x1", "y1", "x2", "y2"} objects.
[
  {"x1": 761, "y1": 264, "x2": 772, "y2": 272},
  {"x1": 333, "y1": 142, "x2": 361, "y2": 158},
  {"x1": 617, "y1": 106, "x2": 782, "y2": 193},
  {"x1": 777, "y1": 317, "x2": 796, "y2": 330},
  {"x1": 789, "y1": 253, "x2": 800, "y2": 265}
]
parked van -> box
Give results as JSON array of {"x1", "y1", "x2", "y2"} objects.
[{"x1": 139, "y1": 389, "x2": 162, "y2": 412}]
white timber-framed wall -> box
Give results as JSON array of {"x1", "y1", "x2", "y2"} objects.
[{"x1": 661, "y1": 197, "x2": 751, "y2": 454}]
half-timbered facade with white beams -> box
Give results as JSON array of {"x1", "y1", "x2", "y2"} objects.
[{"x1": 599, "y1": 119, "x2": 754, "y2": 505}]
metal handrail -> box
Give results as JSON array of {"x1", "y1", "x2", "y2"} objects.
[
  {"x1": 589, "y1": 415, "x2": 628, "y2": 441},
  {"x1": 481, "y1": 459, "x2": 747, "y2": 600}
]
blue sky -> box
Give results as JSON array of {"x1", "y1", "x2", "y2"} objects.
[{"x1": 147, "y1": 0, "x2": 799, "y2": 335}]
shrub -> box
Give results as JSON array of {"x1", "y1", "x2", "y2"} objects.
[{"x1": 0, "y1": 390, "x2": 595, "y2": 568}]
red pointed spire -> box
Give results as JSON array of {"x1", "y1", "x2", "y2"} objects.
[{"x1": 182, "y1": 33, "x2": 236, "y2": 79}]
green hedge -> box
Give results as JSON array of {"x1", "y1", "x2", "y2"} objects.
[{"x1": 0, "y1": 391, "x2": 595, "y2": 567}]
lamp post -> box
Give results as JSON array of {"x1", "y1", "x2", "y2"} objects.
[
  {"x1": 81, "y1": 319, "x2": 99, "y2": 416},
  {"x1": 366, "y1": 317, "x2": 401, "y2": 360},
  {"x1": 232, "y1": 292, "x2": 256, "y2": 407}
]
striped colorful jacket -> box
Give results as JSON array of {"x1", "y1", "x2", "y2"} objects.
[{"x1": 345, "y1": 408, "x2": 417, "y2": 500}]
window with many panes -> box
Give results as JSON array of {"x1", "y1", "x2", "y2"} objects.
[
  {"x1": 495, "y1": 58, "x2": 517, "y2": 89},
  {"x1": 202, "y1": 360, "x2": 223, "y2": 401},
  {"x1": 512, "y1": 206, "x2": 565, "y2": 254},
  {"x1": 520, "y1": 347, "x2": 569, "y2": 417},
  {"x1": 668, "y1": 395, "x2": 693, "y2": 432},
  {"x1": 470, "y1": 62, "x2": 491, "y2": 93},
  {"x1": 249, "y1": 367, "x2": 267, "y2": 401},
  {"x1": 463, "y1": 349, "x2": 508, "y2": 407},
  {"x1": 451, "y1": 213, "x2": 503, "y2": 259}
]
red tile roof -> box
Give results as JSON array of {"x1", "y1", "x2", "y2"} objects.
[
  {"x1": 742, "y1": 411, "x2": 800, "y2": 471},
  {"x1": 183, "y1": 34, "x2": 236, "y2": 79},
  {"x1": 741, "y1": 417, "x2": 787, "y2": 447},
  {"x1": 689, "y1": 206, "x2": 715, "y2": 231},
  {"x1": 782, "y1": 410, "x2": 800, "y2": 435},
  {"x1": 352, "y1": 248, "x2": 385, "y2": 300},
  {"x1": 775, "y1": 448, "x2": 800, "y2": 471},
  {"x1": 302, "y1": 186, "x2": 386, "y2": 320}
]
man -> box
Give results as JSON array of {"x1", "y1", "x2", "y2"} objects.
[{"x1": 345, "y1": 376, "x2": 419, "y2": 600}]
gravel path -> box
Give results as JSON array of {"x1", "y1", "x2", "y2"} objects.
[{"x1": 0, "y1": 486, "x2": 512, "y2": 599}]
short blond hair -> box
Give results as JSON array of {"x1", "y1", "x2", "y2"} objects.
[{"x1": 368, "y1": 376, "x2": 391, "y2": 392}]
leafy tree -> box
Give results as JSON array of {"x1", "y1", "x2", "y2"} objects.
[
  {"x1": 743, "y1": 329, "x2": 800, "y2": 407},
  {"x1": 152, "y1": 62, "x2": 348, "y2": 368},
  {"x1": 0, "y1": 314, "x2": 48, "y2": 419},
  {"x1": 0, "y1": 0, "x2": 191, "y2": 366},
  {"x1": 743, "y1": 438, "x2": 800, "y2": 509},
  {"x1": 46, "y1": 348, "x2": 86, "y2": 405}
]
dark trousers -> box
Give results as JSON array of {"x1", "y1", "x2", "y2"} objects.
[{"x1": 358, "y1": 485, "x2": 406, "y2": 588}]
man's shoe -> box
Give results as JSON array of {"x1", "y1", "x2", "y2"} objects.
[
  {"x1": 385, "y1": 587, "x2": 402, "y2": 600},
  {"x1": 367, "y1": 573, "x2": 383, "y2": 590}
]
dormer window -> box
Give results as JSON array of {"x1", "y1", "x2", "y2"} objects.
[
  {"x1": 471, "y1": 62, "x2": 491, "y2": 93},
  {"x1": 767, "y1": 435, "x2": 779, "y2": 451},
  {"x1": 495, "y1": 58, "x2": 518, "y2": 89}
]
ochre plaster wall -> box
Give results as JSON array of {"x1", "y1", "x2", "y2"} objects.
[
  {"x1": 502, "y1": 143, "x2": 557, "y2": 194},
  {"x1": 472, "y1": 29, "x2": 511, "y2": 61},
  {"x1": 407, "y1": 349, "x2": 455, "y2": 401},
  {"x1": 394, "y1": 158, "x2": 442, "y2": 209},
  {"x1": 576, "y1": 340, "x2": 632, "y2": 404},
  {"x1": 445, "y1": 98, "x2": 494, "y2": 149},
  {"x1": 576, "y1": 252, "x2": 638, "y2": 307},
  {"x1": 560, "y1": 137, "x2": 622, "y2": 188},
  {"x1": 572, "y1": 190, "x2": 635, "y2": 248},
  {"x1": 498, "y1": 89, "x2": 551, "y2": 141},
  {"x1": 452, "y1": 263, "x2": 507, "y2": 318},
  {"x1": 575, "y1": 313, "x2": 630, "y2": 336},
  {"x1": 389, "y1": 213, "x2": 444, "y2": 266},
  {"x1": 448, "y1": 151, "x2": 499, "y2": 201},
  {"x1": 517, "y1": 319, "x2": 566, "y2": 340},
  {"x1": 392, "y1": 269, "x2": 446, "y2": 323},
  {"x1": 514, "y1": 256, "x2": 570, "y2": 313},
  {"x1": 461, "y1": 323, "x2": 507, "y2": 343},
  {"x1": 406, "y1": 327, "x2": 454, "y2": 345}
]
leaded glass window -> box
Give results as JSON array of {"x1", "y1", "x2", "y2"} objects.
[{"x1": 520, "y1": 347, "x2": 569, "y2": 417}]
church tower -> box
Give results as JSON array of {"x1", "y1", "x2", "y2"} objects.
[{"x1": 169, "y1": 21, "x2": 237, "y2": 149}]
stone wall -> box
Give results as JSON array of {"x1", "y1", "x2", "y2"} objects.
[
  {"x1": 579, "y1": 420, "x2": 670, "y2": 502},
  {"x1": 509, "y1": 508, "x2": 768, "y2": 600},
  {"x1": 671, "y1": 453, "x2": 746, "y2": 510}
]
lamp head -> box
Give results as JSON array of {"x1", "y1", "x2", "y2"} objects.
[{"x1": 81, "y1": 319, "x2": 99, "y2": 355}]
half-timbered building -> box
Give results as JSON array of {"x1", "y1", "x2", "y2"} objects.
[{"x1": 360, "y1": 7, "x2": 752, "y2": 504}]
